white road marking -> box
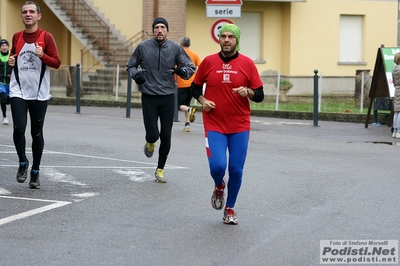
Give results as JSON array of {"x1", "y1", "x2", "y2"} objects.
[
  {"x1": 0, "y1": 144, "x2": 17, "y2": 149},
  {"x1": 0, "y1": 196, "x2": 71, "y2": 226},
  {"x1": 0, "y1": 145, "x2": 188, "y2": 169},
  {"x1": 0, "y1": 147, "x2": 188, "y2": 223},
  {"x1": 45, "y1": 168, "x2": 87, "y2": 186},
  {"x1": 71, "y1": 192, "x2": 100, "y2": 202},
  {"x1": 0, "y1": 165, "x2": 185, "y2": 169},
  {"x1": 114, "y1": 169, "x2": 153, "y2": 182},
  {"x1": 43, "y1": 150, "x2": 164, "y2": 166},
  {"x1": 0, "y1": 188, "x2": 11, "y2": 195},
  {"x1": 71, "y1": 192, "x2": 99, "y2": 198},
  {"x1": 259, "y1": 121, "x2": 310, "y2": 126}
]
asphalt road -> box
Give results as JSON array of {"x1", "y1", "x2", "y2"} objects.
[{"x1": 0, "y1": 105, "x2": 399, "y2": 266}]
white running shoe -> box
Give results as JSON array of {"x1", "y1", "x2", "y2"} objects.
[
  {"x1": 2, "y1": 117, "x2": 8, "y2": 125},
  {"x1": 223, "y1": 207, "x2": 238, "y2": 225},
  {"x1": 211, "y1": 178, "x2": 226, "y2": 210}
]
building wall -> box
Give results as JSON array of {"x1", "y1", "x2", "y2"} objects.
[
  {"x1": 1, "y1": 0, "x2": 398, "y2": 77},
  {"x1": 0, "y1": 0, "x2": 30, "y2": 43},
  {"x1": 289, "y1": 0, "x2": 397, "y2": 76},
  {"x1": 91, "y1": 0, "x2": 142, "y2": 41},
  {"x1": 186, "y1": 0, "x2": 289, "y2": 74},
  {"x1": 185, "y1": 0, "x2": 397, "y2": 76},
  {"x1": 142, "y1": 0, "x2": 187, "y2": 42},
  {"x1": 0, "y1": 0, "x2": 70, "y2": 65}
]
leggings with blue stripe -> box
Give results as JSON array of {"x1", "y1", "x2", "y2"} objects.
[{"x1": 206, "y1": 130, "x2": 249, "y2": 208}]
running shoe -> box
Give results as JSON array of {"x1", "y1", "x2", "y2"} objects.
[
  {"x1": 16, "y1": 159, "x2": 29, "y2": 183},
  {"x1": 29, "y1": 170, "x2": 41, "y2": 189},
  {"x1": 183, "y1": 122, "x2": 190, "y2": 132},
  {"x1": 144, "y1": 142, "x2": 155, "y2": 158},
  {"x1": 188, "y1": 107, "x2": 196, "y2": 123},
  {"x1": 223, "y1": 207, "x2": 238, "y2": 225},
  {"x1": 2, "y1": 117, "x2": 8, "y2": 125},
  {"x1": 211, "y1": 179, "x2": 225, "y2": 210},
  {"x1": 155, "y1": 168, "x2": 167, "y2": 183}
]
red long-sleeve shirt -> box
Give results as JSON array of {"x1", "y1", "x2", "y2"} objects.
[{"x1": 11, "y1": 28, "x2": 61, "y2": 69}]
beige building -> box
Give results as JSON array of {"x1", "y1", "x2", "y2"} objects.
[{"x1": 0, "y1": 0, "x2": 398, "y2": 76}]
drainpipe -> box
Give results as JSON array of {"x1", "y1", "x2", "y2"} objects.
[{"x1": 154, "y1": 0, "x2": 159, "y2": 19}]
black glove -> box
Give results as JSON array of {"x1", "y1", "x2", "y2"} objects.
[
  {"x1": 133, "y1": 72, "x2": 145, "y2": 85},
  {"x1": 173, "y1": 68, "x2": 186, "y2": 77}
]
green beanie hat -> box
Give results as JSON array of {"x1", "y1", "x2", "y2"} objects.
[{"x1": 219, "y1": 23, "x2": 241, "y2": 51}]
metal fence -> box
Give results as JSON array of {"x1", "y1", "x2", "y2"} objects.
[
  {"x1": 50, "y1": 65, "x2": 137, "y2": 102},
  {"x1": 50, "y1": 65, "x2": 387, "y2": 114},
  {"x1": 257, "y1": 69, "x2": 374, "y2": 114}
]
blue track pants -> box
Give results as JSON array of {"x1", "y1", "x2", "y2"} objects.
[{"x1": 206, "y1": 130, "x2": 249, "y2": 208}]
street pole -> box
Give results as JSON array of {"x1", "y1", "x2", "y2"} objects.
[{"x1": 313, "y1": 70, "x2": 319, "y2": 127}]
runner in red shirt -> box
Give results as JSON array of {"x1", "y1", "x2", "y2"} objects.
[
  {"x1": 8, "y1": 1, "x2": 61, "y2": 189},
  {"x1": 191, "y1": 24, "x2": 264, "y2": 224}
]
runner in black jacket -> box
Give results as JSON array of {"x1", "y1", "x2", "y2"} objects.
[{"x1": 126, "y1": 17, "x2": 195, "y2": 183}]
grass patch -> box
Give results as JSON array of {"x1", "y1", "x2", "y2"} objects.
[{"x1": 250, "y1": 98, "x2": 391, "y2": 114}]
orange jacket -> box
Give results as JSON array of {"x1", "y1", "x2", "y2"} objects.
[{"x1": 177, "y1": 47, "x2": 201, "y2": 88}]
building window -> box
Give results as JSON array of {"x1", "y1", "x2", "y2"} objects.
[
  {"x1": 339, "y1": 15, "x2": 363, "y2": 63},
  {"x1": 235, "y1": 12, "x2": 262, "y2": 61}
]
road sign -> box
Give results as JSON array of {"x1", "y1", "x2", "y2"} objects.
[
  {"x1": 211, "y1": 18, "x2": 234, "y2": 43},
  {"x1": 206, "y1": 0, "x2": 243, "y2": 18},
  {"x1": 206, "y1": 0, "x2": 242, "y2": 3}
]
